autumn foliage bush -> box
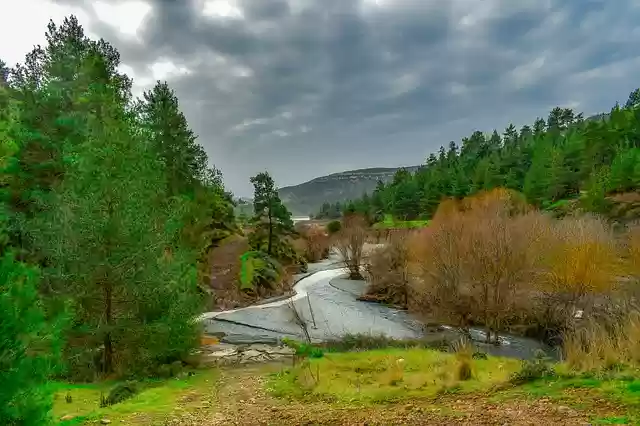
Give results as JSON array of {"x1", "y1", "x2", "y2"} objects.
[
  {"x1": 409, "y1": 188, "x2": 630, "y2": 345},
  {"x1": 299, "y1": 224, "x2": 331, "y2": 262},
  {"x1": 411, "y1": 189, "x2": 545, "y2": 341}
]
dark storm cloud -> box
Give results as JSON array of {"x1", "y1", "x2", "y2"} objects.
[{"x1": 56, "y1": 0, "x2": 640, "y2": 196}]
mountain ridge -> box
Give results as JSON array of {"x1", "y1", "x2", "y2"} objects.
[{"x1": 278, "y1": 165, "x2": 421, "y2": 216}]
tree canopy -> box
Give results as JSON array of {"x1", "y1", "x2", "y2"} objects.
[{"x1": 0, "y1": 15, "x2": 236, "y2": 422}]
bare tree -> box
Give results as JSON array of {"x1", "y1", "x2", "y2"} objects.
[
  {"x1": 335, "y1": 215, "x2": 368, "y2": 280},
  {"x1": 300, "y1": 224, "x2": 330, "y2": 262},
  {"x1": 465, "y1": 208, "x2": 542, "y2": 343},
  {"x1": 363, "y1": 230, "x2": 413, "y2": 307},
  {"x1": 412, "y1": 204, "x2": 475, "y2": 331},
  {"x1": 413, "y1": 190, "x2": 547, "y2": 343}
]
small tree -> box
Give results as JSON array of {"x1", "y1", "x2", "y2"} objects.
[
  {"x1": 249, "y1": 171, "x2": 294, "y2": 257},
  {"x1": 413, "y1": 199, "x2": 474, "y2": 330},
  {"x1": 462, "y1": 190, "x2": 541, "y2": 343},
  {"x1": 414, "y1": 189, "x2": 546, "y2": 341},
  {"x1": 335, "y1": 214, "x2": 368, "y2": 280},
  {"x1": 364, "y1": 230, "x2": 412, "y2": 307}
]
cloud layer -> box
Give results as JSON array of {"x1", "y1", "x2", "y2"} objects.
[{"x1": 35, "y1": 1, "x2": 640, "y2": 194}]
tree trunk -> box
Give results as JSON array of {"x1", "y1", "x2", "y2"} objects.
[{"x1": 267, "y1": 207, "x2": 273, "y2": 255}]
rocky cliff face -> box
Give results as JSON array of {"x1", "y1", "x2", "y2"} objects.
[{"x1": 278, "y1": 166, "x2": 421, "y2": 216}]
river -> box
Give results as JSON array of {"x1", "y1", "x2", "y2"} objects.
[{"x1": 201, "y1": 250, "x2": 554, "y2": 360}]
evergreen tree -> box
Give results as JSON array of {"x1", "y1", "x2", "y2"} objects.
[
  {"x1": 608, "y1": 148, "x2": 640, "y2": 193},
  {"x1": 0, "y1": 252, "x2": 65, "y2": 426},
  {"x1": 30, "y1": 47, "x2": 202, "y2": 377},
  {"x1": 249, "y1": 172, "x2": 294, "y2": 256},
  {"x1": 624, "y1": 88, "x2": 640, "y2": 109},
  {"x1": 0, "y1": 63, "x2": 66, "y2": 425},
  {"x1": 138, "y1": 81, "x2": 207, "y2": 196}
]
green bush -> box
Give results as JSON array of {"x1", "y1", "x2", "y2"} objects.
[
  {"x1": 239, "y1": 251, "x2": 283, "y2": 292},
  {"x1": 101, "y1": 381, "x2": 140, "y2": 407},
  {"x1": 0, "y1": 252, "x2": 66, "y2": 426},
  {"x1": 510, "y1": 350, "x2": 556, "y2": 385},
  {"x1": 327, "y1": 220, "x2": 342, "y2": 234}
]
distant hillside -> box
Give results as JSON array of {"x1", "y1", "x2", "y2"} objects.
[{"x1": 278, "y1": 166, "x2": 421, "y2": 216}]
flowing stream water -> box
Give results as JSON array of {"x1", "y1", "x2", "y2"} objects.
[{"x1": 201, "y1": 251, "x2": 555, "y2": 360}]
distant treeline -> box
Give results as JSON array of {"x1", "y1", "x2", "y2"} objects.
[{"x1": 340, "y1": 89, "x2": 640, "y2": 221}]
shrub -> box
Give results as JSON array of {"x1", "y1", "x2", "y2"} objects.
[
  {"x1": 101, "y1": 381, "x2": 140, "y2": 407},
  {"x1": 300, "y1": 225, "x2": 330, "y2": 262},
  {"x1": 282, "y1": 338, "x2": 324, "y2": 359},
  {"x1": 327, "y1": 220, "x2": 342, "y2": 234},
  {"x1": 450, "y1": 338, "x2": 474, "y2": 381},
  {"x1": 363, "y1": 231, "x2": 412, "y2": 307},
  {"x1": 510, "y1": 350, "x2": 555, "y2": 385},
  {"x1": 239, "y1": 251, "x2": 283, "y2": 294},
  {"x1": 535, "y1": 215, "x2": 622, "y2": 332}
]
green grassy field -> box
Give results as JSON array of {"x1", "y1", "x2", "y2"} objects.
[
  {"x1": 494, "y1": 367, "x2": 640, "y2": 425},
  {"x1": 52, "y1": 369, "x2": 219, "y2": 425},
  {"x1": 373, "y1": 214, "x2": 430, "y2": 229},
  {"x1": 50, "y1": 347, "x2": 640, "y2": 425},
  {"x1": 267, "y1": 348, "x2": 640, "y2": 424},
  {"x1": 268, "y1": 347, "x2": 520, "y2": 404}
]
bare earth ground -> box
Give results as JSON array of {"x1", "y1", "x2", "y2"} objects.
[{"x1": 164, "y1": 364, "x2": 623, "y2": 426}]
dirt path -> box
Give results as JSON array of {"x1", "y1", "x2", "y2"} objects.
[{"x1": 164, "y1": 364, "x2": 618, "y2": 426}]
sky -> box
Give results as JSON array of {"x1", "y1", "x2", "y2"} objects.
[{"x1": 1, "y1": 0, "x2": 640, "y2": 197}]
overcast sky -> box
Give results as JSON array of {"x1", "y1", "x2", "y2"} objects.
[{"x1": 1, "y1": 0, "x2": 639, "y2": 196}]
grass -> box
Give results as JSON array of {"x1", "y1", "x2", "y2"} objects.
[
  {"x1": 267, "y1": 347, "x2": 520, "y2": 404},
  {"x1": 489, "y1": 362, "x2": 640, "y2": 424},
  {"x1": 563, "y1": 314, "x2": 640, "y2": 373},
  {"x1": 268, "y1": 339, "x2": 640, "y2": 423},
  {"x1": 316, "y1": 333, "x2": 451, "y2": 353},
  {"x1": 543, "y1": 198, "x2": 574, "y2": 211},
  {"x1": 47, "y1": 346, "x2": 640, "y2": 425},
  {"x1": 373, "y1": 214, "x2": 430, "y2": 230},
  {"x1": 51, "y1": 369, "x2": 219, "y2": 425}
]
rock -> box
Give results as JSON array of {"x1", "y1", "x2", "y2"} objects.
[
  {"x1": 202, "y1": 342, "x2": 238, "y2": 353},
  {"x1": 209, "y1": 347, "x2": 240, "y2": 357},
  {"x1": 220, "y1": 334, "x2": 280, "y2": 345},
  {"x1": 182, "y1": 351, "x2": 203, "y2": 368},
  {"x1": 100, "y1": 419, "x2": 111, "y2": 425},
  {"x1": 556, "y1": 406, "x2": 571, "y2": 413},
  {"x1": 60, "y1": 414, "x2": 75, "y2": 421},
  {"x1": 199, "y1": 341, "x2": 295, "y2": 366},
  {"x1": 241, "y1": 349, "x2": 264, "y2": 358}
]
